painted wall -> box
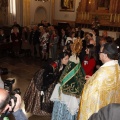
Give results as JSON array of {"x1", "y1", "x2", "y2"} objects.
[{"x1": 54, "y1": 0, "x2": 81, "y2": 21}]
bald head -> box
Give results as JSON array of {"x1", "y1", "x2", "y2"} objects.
[{"x1": 0, "y1": 89, "x2": 9, "y2": 112}]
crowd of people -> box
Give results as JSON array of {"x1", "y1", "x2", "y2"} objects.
[{"x1": 0, "y1": 20, "x2": 120, "y2": 120}]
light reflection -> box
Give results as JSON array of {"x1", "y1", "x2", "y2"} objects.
[{"x1": 10, "y1": 0, "x2": 16, "y2": 16}]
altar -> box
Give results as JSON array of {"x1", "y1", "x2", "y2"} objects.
[{"x1": 81, "y1": 28, "x2": 120, "y2": 40}]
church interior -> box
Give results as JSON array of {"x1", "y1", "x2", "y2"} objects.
[{"x1": 0, "y1": 0, "x2": 120, "y2": 120}]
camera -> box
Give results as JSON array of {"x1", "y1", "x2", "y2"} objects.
[
  {"x1": 4, "y1": 79, "x2": 21, "y2": 110},
  {"x1": 9, "y1": 88, "x2": 21, "y2": 106},
  {"x1": 1, "y1": 79, "x2": 21, "y2": 118},
  {"x1": 0, "y1": 67, "x2": 8, "y2": 75}
]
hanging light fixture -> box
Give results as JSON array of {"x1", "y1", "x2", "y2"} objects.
[{"x1": 35, "y1": 0, "x2": 49, "y2": 2}]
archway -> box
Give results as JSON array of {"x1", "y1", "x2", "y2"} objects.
[{"x1": 34, "y1": 6, "x2": 47, "y2": 24}]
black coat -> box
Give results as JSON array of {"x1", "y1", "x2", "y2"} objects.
[
  {"x1": 29, "y1": 30, "x2": 40, "y2": 45},
  {"x1": 42, "y1": 61, "x2": 65, "y2": 90},
  {"x1": 76, "y1": 30, "x2": 84, "y2": 38}
]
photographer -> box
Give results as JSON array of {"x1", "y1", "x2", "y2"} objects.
[{"x1": 0, "y1": 88, "x2": 28, "y2": 120}]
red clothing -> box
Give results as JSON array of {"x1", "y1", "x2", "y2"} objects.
[{"x1": 82, "y1": 56, "x2": 96, "y2": 76}]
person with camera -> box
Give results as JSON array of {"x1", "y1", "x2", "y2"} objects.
[{"x1": 0, "y1": 88, "x2": 28, "y2": 120}]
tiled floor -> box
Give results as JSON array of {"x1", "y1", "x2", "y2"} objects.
[{"x1": 0, "y1": 56, "x2": 51, "y2": 120}]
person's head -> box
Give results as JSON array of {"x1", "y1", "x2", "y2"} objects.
[
  {"x1": 13, "y1": 27, "x2": 19, "y2": 33},
  {"x1": 50, "y1": 25, "x2": 55, "y2": 31},
  {"x1": 65, "y1": 40, "x2": 73, "y2": 54},
  {"x1": 52, "y1": 29, "x2": 58, "y2": 36},
  {"x1": 71, "y1": 27, "x2": 76, "y2": 33},
  {"x1": 33, "y1": 25, "x2": 38, "y2": 31},
  {"x1": 99, "y1": 43, "x2": 118, "y2": 63},
  {"x1": 69, "y1": 32, "x2": 75, "y2": 38},
  {"x1": 58, "y1": 52, "x2": 70, "y2": 65},
  {"x1": 23, "y1": 26, "x2": 28, "y2": 32},
  {"x1": 85, "y1": 44, "x2": 96, "y2": 60},
  {"x1": 41, "y1": 27, "x2": 46, "y2": 34},
  {"x1": 61, "y1": 28, "x2": 66, "y2": 35},
  {"x1": 99, "y1": 37, "x2": 107, "y2": 46},
  {"x1": 39, "y1": 26, "x2": 43, "y2": 32},
  {"x1": 0, "y1": 29, "x2": 4, "y2": 35},
  {"x1": 88, "y1": 39, "x2": 96, "y2": 46},
  {"x1": 86, "y1": 33, "x2": 93, "y2": 40},
  {"x1": 102, "y1": 30, "x2": 108, "y2": 37},
  {"x1": 0, "y1": 88, "x2": 10, "y2": 113}
]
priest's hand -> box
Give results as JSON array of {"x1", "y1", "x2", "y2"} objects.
[{"x1": 85, "y1": 75, "x2": 91, "y2": 81}]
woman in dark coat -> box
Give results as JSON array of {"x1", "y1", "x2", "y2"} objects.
[
  {"x1": 11, "y1": 27, "x2": 21, "y2": 56},
  {"x1": 23, "y1": 52, "x2": 70, "y2": 116}
]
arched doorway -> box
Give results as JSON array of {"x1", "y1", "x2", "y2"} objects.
[{"x1": 34, "y1": 6, "x2": 47, "y2": 24}]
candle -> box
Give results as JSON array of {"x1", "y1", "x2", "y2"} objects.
[
  {"x1": 114, "y1": 14, "x2": 116, "y2": 22},
  {"x1": 118, "y1": 14, "x2": 120, "y2": 23},
  {"x1": 81, "y1": 12, "x2": 83, "y2": 20},
  {"x1": 87, "y1": 13, "x2": 90, "y2": 20},
  {"x1": 84, "y1": 12, "x2": 86, "y2": 20},
  {"x1": 110, "y1": 14, "x2": 112, "y2": 22}
]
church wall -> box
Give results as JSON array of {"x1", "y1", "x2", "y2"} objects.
[
  {"x1": 30, "y1": 0, "x2": 51, "y2": 25},
  {"x1": 29, "y1": 0, "x2": 81, "y2": 26},
  {"x1": 53, "y1": 0, "x2": 81, "y2": 26}
]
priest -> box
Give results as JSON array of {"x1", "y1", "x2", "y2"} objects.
[{"x1": 78, "y1": 42, "x2": 120, "y2": 120}]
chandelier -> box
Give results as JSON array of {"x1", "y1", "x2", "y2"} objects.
[{"x1": 35, "y1": 0, "x2": 49, "y2": 2}]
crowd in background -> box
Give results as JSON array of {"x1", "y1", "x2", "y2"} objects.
[{"x1": 0, "y1": 20, "x2": 120, "y2": 66}]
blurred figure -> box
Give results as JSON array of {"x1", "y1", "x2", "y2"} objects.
[
  {"x1": 21, "y1": 26, "x2": 30, "y2": 56},
  {"x1": 0, "y1": 29, "x2": 6, "y2": 43},
  {"x1": 12, "y1": 21, "x2": 21, "y2": 35},
  {"x1": 59, "y1": 28, "x2": 67, "y2": 51},
  {"x1": 65, "y1": 32, "x2": 76, "y2": 45},
  {"x1": 29, "y1": 25, "x2": 40, "y2": 57},
  {"x1": 49, "y1": 29, "x2": 59, "y2": 60},
  {"x1": 76, "y1": 27, "x2": 84, "y2": 38},
  {"x1": 39, "y1": 27, "x2": 49, "y2": 60},
  {"x1": 10, "y1": 27, "x2": 21, "y2": 56}
]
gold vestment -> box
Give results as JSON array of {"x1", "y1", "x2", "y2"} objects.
[{"x1": 78, "y1": 60, "x2": 120, "y2": 120}]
